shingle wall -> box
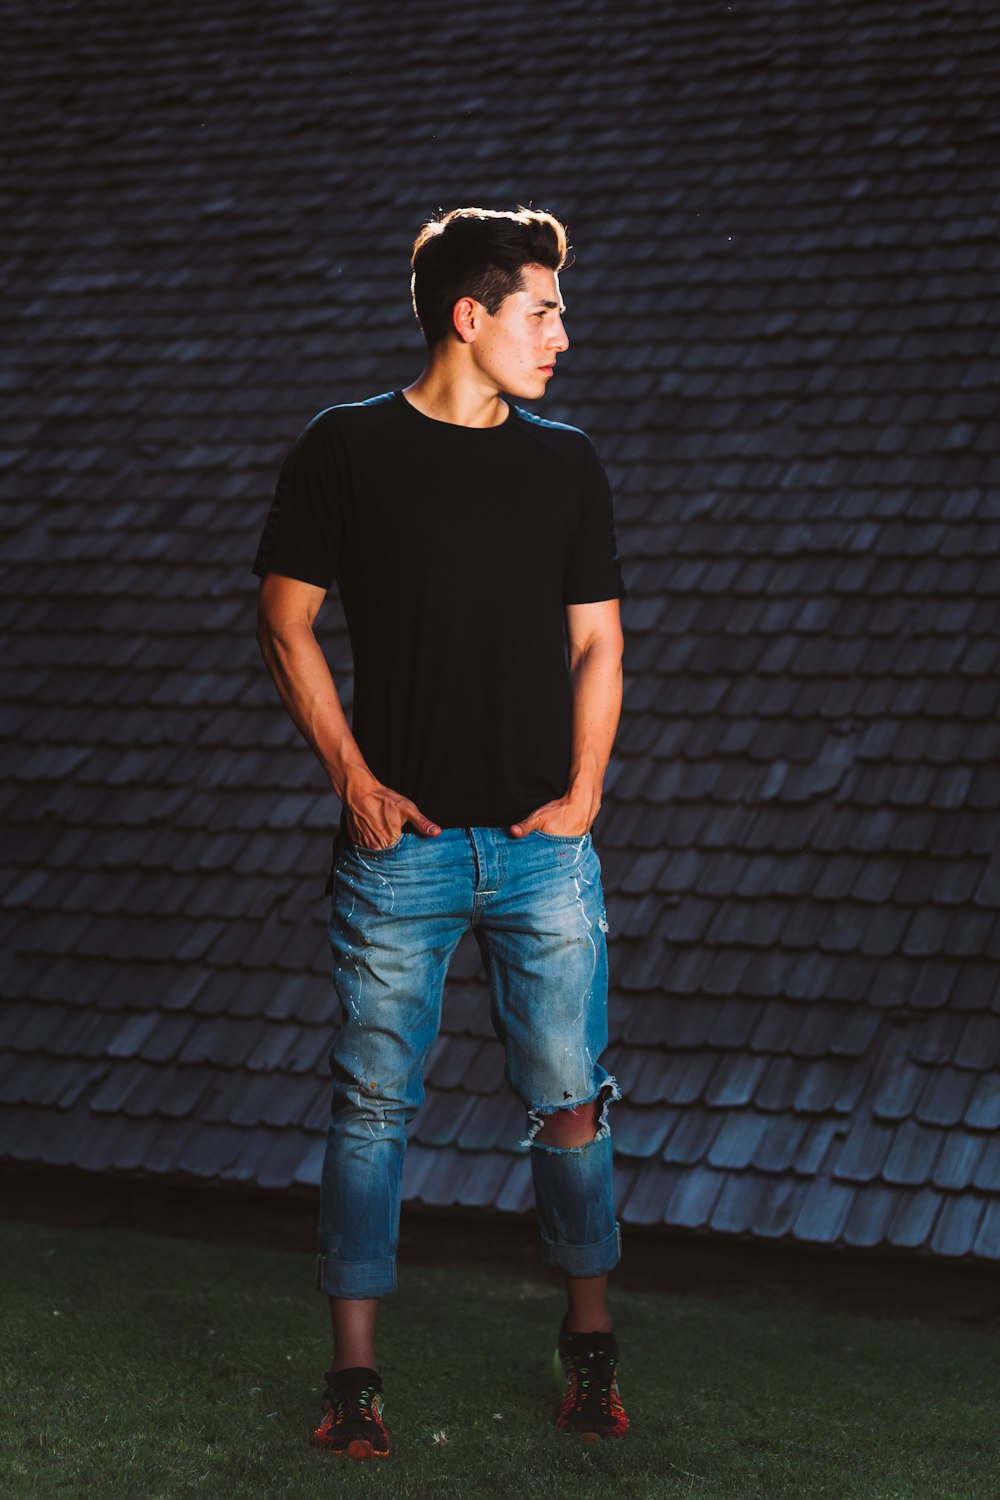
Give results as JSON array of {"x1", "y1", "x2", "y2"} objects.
[{"x1": 2, "y1": 0, "x2": 999, "y2": 1258}]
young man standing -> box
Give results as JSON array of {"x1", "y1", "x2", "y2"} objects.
[{"x1": 252, "y1": 207, "x2": 628, "y2": 1458}]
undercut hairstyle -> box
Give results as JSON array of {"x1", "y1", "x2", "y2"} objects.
[{"x1": 409, "y1": 205, "x2": 571, "y2": 348}]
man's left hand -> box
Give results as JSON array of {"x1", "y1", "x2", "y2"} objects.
[{"x1": 509, "y1": 791, "x2": 599, "y2": 839}]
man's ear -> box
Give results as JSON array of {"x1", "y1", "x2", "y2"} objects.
[{"x1": 452, "y1": 295, "x2": 481, "y2": 345}]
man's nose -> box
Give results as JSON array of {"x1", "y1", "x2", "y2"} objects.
[{"x1": 550, "y1": 318, "x2": 569, "y2": 352}]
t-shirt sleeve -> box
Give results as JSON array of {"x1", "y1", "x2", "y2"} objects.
[
  {"x1": 563, "y1": 436, "x2": 629, "y2": 604},
  {"x1": 250, "y1": 412, "x2": 346, "y2": 589}
]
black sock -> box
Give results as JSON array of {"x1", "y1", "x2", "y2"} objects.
[{"x1": 560, "y1": 1317, "x2": 619, "y2": 1357}]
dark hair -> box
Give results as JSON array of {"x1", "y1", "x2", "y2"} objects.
[{"x1": 410, "y1": 205, "x2": 571, "y2": 347}]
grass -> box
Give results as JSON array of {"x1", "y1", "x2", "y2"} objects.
[{"x1": 1, "y1": 1217, "x2": 998, "y2": 1500}]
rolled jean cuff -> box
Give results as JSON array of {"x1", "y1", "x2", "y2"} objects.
[
  {"x1": 316, "y1": 1253, "x2": 397, "y2": 1299},
  {"x1": 538, "y1": 1220, "x2": 622, "y2": 1278}
]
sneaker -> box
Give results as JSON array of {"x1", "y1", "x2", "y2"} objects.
[
  {"x1": 312, "y1": 1365, "x2": 389, "y2": 1459},
  {"x1": 553, "y1": 1317, "x2": 629, "y2": 1440}
]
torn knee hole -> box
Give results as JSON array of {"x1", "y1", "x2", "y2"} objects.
[
  {"x1": 519, "y1": 1076, "x2": 621, "y2": 1150},
  {"x1": 523, "y1": 1102, "x2": 601, "y2": 1151}
]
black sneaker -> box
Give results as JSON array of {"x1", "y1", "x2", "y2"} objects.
[
  {"x1": 553, "y1": 1317, "x2": 629, "y2": 1440},
  {"x1": 312, "y1": 1365, "x2": 389, "y2": 1459}
]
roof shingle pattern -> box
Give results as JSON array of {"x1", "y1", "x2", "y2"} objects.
[{"x1": 2, "y1": 0, "x2": 999, "y2": 1259}]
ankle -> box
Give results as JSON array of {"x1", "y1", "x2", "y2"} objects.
[
  {"x1": 331, "y1": 1355, "x2": 378, "y2": 1375},
  {"x1": 562, "y1": 1311, "x2": 614, "y2": 1336},
  {"x1": 328, "y1": 1368, "x2": 379, "y2": 1386}
]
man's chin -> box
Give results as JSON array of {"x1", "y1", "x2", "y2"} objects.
[{"x1": 511, "y1": 379, "x2": 551, "y2": 401}]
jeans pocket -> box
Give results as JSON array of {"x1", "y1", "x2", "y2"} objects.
[
  {"x1": 346, "y1": 830, "x2": 409, "y2": 856},
  {"x1": 531, "y1": 829, "x2": 592, "y2": 844}
]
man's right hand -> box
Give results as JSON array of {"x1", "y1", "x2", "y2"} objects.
[
  {"x1": 344, "y1": 782, "x2": 441, "y2": 850},
  {"x1": 255, "y1": 577, "x2": 440, "y2": 851}
]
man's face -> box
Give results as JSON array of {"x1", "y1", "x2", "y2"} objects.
[{"x1": 468, "y1": 262, "x2": 570, "y2": 399}]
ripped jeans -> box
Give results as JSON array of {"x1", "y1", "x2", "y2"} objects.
[{"x1": 317, "y1": 824, "x2": 621, "y2": 1298}]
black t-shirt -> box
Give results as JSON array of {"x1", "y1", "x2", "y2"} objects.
[{"x1": 251, "y1": 389, "x2": 627, "y2": 828}]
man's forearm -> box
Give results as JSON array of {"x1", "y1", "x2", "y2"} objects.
[
  {"x1": 566, "y1": 641, "x2": 624, "y2": 810},
  {"x1": 256, "y1": 617, "x2": 376, "y2": 804}
]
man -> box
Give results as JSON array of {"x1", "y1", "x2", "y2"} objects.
[{"x1": 252, "y1": 206, "x2": 628, "y2": 1459}]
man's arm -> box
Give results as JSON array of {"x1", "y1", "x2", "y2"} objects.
[
  {"x1": 509, "y1": 597, "x2": 624, "y2": 837},
  {"x1": 256, "y1": 572, "x2": 441, "y2": 846}
]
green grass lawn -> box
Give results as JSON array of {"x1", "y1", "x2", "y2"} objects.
[{"x1": 1, "y1": 1217, "x2": 998, "y2": 1500}]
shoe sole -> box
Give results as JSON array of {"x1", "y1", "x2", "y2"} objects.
[
  {"x1": 348, "y1": 1438, "x2": 388, "y2": 1460},
  {"x1": 312, "y1": 1434, "x2": 389, "y2": 1460},
  {"x1": 313, "y1": 1439, "x2": 389, "y2": 1460},
  {"x1": 557, "y1": 1425, "x2": 625, "y2": 1441}
]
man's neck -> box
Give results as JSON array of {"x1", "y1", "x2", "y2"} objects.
[{"x1": 401, "y1": 367, "x2": 509, "y2": 429}]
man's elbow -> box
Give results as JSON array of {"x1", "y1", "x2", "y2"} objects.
[
  {"x1": 255, "y1": 604, "x2": 300, "y2": 668},
  {"x1": 256, "y1": 603, "x2": 318, "y2": 666},
  {"x1": 255, "y1": 605, "x2": 278, "y2": 662},
  {"x1": 256, "y1": 574, "x2": 325, "y2": 659},
  {"x1": 570, "y1": 633, "x2": 624, "y2": 674}
]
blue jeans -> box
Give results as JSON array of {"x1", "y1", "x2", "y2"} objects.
[{"x1": 317, "y1": 825, "x2": 621, "y2": 1298}]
